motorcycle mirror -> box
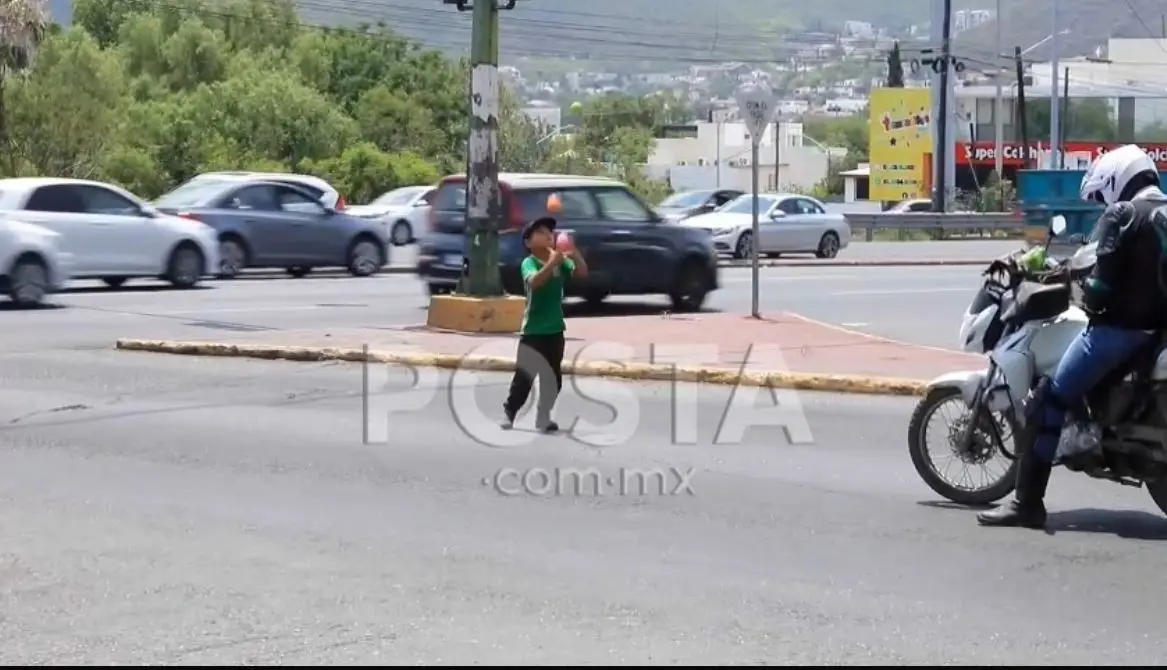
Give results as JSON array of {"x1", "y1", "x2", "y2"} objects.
[{"x1": 1050, "y1": 215, "x2": 1067, "y2": 237}]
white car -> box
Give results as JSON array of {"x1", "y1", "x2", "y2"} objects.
[
  {"x1": 346, "y1": 185, "x2": 433, "y2": 246},
  {"x1": 180, "y1": 172, "x2": 346, "y2": 210},
  {"x1": 0, "y1": 219, "x2": 73, "y2": 307},
  {"x1": 0, "y1": 178, "x2": 219, "y2": 289},
  {"x1": 679, "y1": 192, "x2": 851, "y2": 260}
]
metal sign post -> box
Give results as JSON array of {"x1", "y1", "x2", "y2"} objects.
[{"x1": 734, "y1": 87, "x2": 778, "y2": 318}]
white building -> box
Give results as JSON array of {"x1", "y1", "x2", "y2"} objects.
[
  {"x1": 645, "y1": 121, "x2": 831, "y2": 192},
  {"x1": 842, "y1": 20, "x2": 874, "y2": 39},
  {"x1": 954, "y1": 9, "x2": 992, "y2": 32},
  {"x1": 956, "y1": 38, "x2": 1167, "y2": 144}
]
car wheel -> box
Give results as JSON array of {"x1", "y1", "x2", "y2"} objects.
[
  {"x1": 218, "y1": 236, "x2": 247, "y2": 278},
  {"x1": 167, "y1": 243, "x2": 205, "y2": 289},
  {"x1": 8, "y1": 255, "x2": 48, "y2": 308},
  {"x1": 102, "y1": 276, "x2": 128, "y2": 288},
  {"x1": 734, "y1": 231, "x2": 753, "y2": 260},
  {"x1": 669, "y1": 259, "x2": 710, "y2": 313},
  {"x1": 390, "y1": 220, "x2": 412, "y2": 247},
  {"x1": 816, "y1": 232, "x2": 840, "y2": 259},
  {"x1": 287, "y1": 266, "x2": 312, "y2": 278},
  {"x1": 348, "y1": 237, "x2": 384, "y2": 277}
]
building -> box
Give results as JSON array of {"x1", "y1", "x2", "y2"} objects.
[
  {"x1": 957, "y1": 38, "x2": 1167, "y2": 146},
  {"x1": 954, "y1": 9, "x2": 992, "y2": 32},
  {"x1": 842, "y1": 21, "x2": 875, "y2": 39},
  {"x1": 645, "y1": 121, "x2": 831, "y2": 192}
]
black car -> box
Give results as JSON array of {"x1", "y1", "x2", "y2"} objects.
[
  {"x1": 656, "y1": 188, "x2": 744, "y2": 221},
  {"x1": 415, "y1": 173, "x2": 720, "y2": 311}
]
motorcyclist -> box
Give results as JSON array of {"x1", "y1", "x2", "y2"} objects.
[{"x1": 978, "y1": 144, "x2": 1167, "y2": 529}]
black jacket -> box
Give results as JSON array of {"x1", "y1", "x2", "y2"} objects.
[{"x1": 1090, "y1": 192, "x2": 1167, "y2": 330}]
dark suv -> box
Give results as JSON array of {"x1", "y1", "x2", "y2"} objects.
[{"x1": 415, "y1": 173, "x2": 719, "y2": 311}]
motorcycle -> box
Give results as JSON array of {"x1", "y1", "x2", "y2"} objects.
[{"x1": 907, "y1": 215, "x2": 1167, "y2": 514}]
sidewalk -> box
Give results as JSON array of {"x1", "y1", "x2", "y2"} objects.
[{"x1": 119, "y1": 312, "x2": 982, "y2": 384}]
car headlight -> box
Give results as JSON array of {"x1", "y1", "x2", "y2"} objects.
[{"x1": 711, "y1": 227, "x2": 735, "y2": 236}]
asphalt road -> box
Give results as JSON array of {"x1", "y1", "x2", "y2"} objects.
[
  {"x1": 2, "y1": 349, "x2": 1167, "y2": 664},
  {"x1": 9, "y1": 263, "x2": 975, "y2": 355},
  {"x1": 398, "y1": 238, "x2": 1020, "y2": 268}
]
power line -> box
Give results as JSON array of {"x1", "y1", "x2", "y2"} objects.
[
  {"x1": 134, "y1": 0, "x2": 869, "y2": 65},
  {"x1": 1122, "y1": 0, "x2": 1167, "y2": 57}
]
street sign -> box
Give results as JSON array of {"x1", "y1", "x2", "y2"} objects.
[
  {"x1": 735, "y1": 87, "x2": 778, "y2": 145},
  {"x1": 733, "y1": 87, "x2": 776, "y2": 319}
]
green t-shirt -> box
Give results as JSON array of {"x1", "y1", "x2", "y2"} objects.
[{"x1": 520, "y1": 255, "x2": 575, "y2": 335}]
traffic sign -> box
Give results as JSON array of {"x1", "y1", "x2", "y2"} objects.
[{"x1": 734, "y1": 87, "x2": 778, "y2": 145}]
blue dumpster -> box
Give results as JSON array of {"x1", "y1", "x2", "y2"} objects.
[
  {"x1": 1016, "y1": 169, "x2": 1101, "y2": 239},
  {"x1": 1017, "y1": 168, "x2": 1167, "y2": 240}
]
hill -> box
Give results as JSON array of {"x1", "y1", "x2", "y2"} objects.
[
  {"x1": 956, "y1": 0, "x2": 1167, "y2": 65},
  {"x1": 295, "y1": 0, "x2": 949, "y2": 64}
]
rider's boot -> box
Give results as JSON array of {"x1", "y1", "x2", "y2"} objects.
[{"x1": 977, "y1": 446, "x2": 1052, "y2": 529}]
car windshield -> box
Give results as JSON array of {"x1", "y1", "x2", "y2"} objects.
[
  {"x1": 722, "y1": 195, "x2": 778, "y2": 214},
  {"x1": 154, "y1": 180, "x2": 232, "y2": 208},
  {"x1": 659, "y1": 191, "x2": 711, "y2": 208},
  {"x1": 371, "y1": 187, "x2": 424, "y2": 207}
]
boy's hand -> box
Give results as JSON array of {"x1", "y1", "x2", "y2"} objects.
[{"x1": 547, "y1": 250, "x2": 564, "y2": 266}]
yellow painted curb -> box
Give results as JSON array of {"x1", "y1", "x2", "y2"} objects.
[
  {"x1": 114, "y1": 339, "x2": 928, "y2": 397},
  {"x1": 426, "y1": 294, "x2": 525, "y2": 333}
]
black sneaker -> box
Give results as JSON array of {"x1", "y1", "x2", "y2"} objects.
[{"x1": 500, "y1": 409, "x2": 516, "y2": 430}]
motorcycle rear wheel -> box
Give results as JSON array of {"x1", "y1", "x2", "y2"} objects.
[{"x1": 908, "y1": 386, "x2": 1022, "y2": 506}]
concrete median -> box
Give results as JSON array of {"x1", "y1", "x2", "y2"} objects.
[{"x1": 114, "y1": 338, "x2": 929, "y2": 397}]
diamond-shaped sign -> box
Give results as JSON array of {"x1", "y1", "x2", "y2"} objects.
[{"x1": 734, "y1": 87, "x2": 778, "y2": 144}]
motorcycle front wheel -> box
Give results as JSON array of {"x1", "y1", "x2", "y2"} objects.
[{"x1": 908, "y1": 386, "x2": 1022, "y2": 505}]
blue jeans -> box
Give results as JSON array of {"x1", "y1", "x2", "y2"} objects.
[{"x1": 1033, "y1": 324, "x2": 1155, "y2": 463}]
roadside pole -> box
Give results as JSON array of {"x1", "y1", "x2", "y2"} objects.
[
  {"x1": 426, "y1": 0, "x2": 526, "y2": 335},
  {"x1": 449, "y1": 0, "x2": 514, "y2": 297},
  {"x1": 735, "y1": 87, "x2": 778, "y2": 319}
]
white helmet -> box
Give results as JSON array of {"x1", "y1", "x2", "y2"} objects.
[{"x1": 1079, "y1": 144, "x2": 1159, "y2": 206}]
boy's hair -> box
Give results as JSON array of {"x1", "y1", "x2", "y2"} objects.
[{"x1": 522, "y1": 216, "x2": 557, "y2": 245}]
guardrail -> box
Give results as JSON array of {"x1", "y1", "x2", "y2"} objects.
[{"x1": 843, "y1": 212, "x2": 1031, "y2": 242}]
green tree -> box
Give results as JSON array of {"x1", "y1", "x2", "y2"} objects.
[
  {"x1": 498, "y1": 85, "x2": 550, "y2": 173},
  {"x1": 1024, "y1": 98, "x2": 1116, "y2": 142},
  {"x1": 300, "y1": 142, "x2": 440, "y2": 204},
  {"x1": 0, "y1": 0, "x2": 47, "y2": 175},
  {"x1": 802, "y1": 113, "x2": 869, "y2": 161},
  {"x1": 0, "y1": 0, "x2": 696, "y2": 209},
  {"x1": 6, "y1": 27, "x2": 126, "y2": 177},
  {"x1": 886, "y1": 41, "x2": 904, "y2": 88}
]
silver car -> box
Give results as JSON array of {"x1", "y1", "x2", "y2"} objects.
[
  {"x1": 678, "y1": 193, "x2": 851, "y2": 260},
  {"x1": 345, "y1": 185, "x2": 433, "y2": 247}
]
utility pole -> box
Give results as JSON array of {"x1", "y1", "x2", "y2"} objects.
[
  {"x1": 773, "y1": 117, "x2": 781, "y2": 191},
  {"x1": 1015, "y1": 46, "x2": 1030, "y2": 168},
  {"x1": 445, "y1": 0, "x2": 516, "y2": 297},
  {"x1": 1049, "y1": 0, "x2": 1061, "y2": 169},
  {"x1": 932, "y1": 0, "x2": 954, "y2": 212},
  {"x1": 993, "y1": 0, "x2": 1004, "y2": 203}
]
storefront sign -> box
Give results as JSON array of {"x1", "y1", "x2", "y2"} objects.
[
  {"x1": 957, "y1": 141, "x2": 1167, "y2": 168},
  {"x1": 868, "y1": 88, "x2": 933, "y2": 200}
]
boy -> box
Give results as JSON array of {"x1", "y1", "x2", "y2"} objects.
[{"x1": 501, "y1": 216, "x2": 588, "y2": 433}]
